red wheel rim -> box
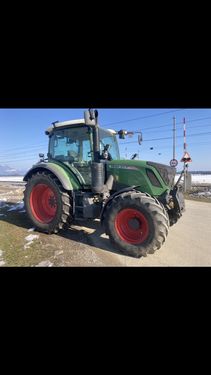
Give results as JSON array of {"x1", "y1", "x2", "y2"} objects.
[
  {"x1": 115, "y1": 208, "x2": 149, "y2": 244},
  {"x1": 30, "y1": 184, "x2": 57, "y2": 223}
]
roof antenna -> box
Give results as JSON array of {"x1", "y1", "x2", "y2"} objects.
[{"x1": 52, "y1": 121, "x2": 59, "y2": 129}]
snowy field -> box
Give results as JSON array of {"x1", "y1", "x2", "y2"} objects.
[
  {"x1": 0, "y1": 174, "x2": 211, "y2": 184},
  {"x1": 0, "y1": 176, "x2": 24, "y2": 182},
  {"x1": 175, "y1": 174, "x2": 211, "y2": 184},
  {"x1": 190, "y1": 175, "x2": 211, "y2": 184}
]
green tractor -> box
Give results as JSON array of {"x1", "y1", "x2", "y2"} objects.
[{"x1": 23, "y1": 109, "x2": 185, "y2": 258}]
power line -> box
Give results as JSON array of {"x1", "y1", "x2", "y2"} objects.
[
  {"x1": 1, "y1": 123, "x2": 211, "y2": 159},
  {"x1": 1, "y1": 113, "x2": 211, "y2": 159},
  {"x1": 0, "y1": 148, "x2": 46, "y2": 159},
  {"x1": 101, "y1": 109, "x2": 185, "y2": 127},
  {"x1": 0, "y1": 143, "x2": 46, "y2": 154},
  {"x1": 1, "y1": 124, "x2": 211, "y2": 160},
  {"x1": 142, "y1": 123, "x2": 211, "y2": 133},
  {"x1": 3, "y1": 135, "x2": 210, "y2": 164},
  {"x1": 119, "y1": 139, "x2": 211, "y2": 152},
  {"x1": 120, "y1": 130, "x2": 211, "y2": 144},
  {"x1": 0, "y1": 145, "x2": 47, "y2": 159},
  {"x1": 0, "y1": 156, "x2": 38, "y2": 164},
  {"x1": 104, "y1": 114, "x2": 211, "y2": 133},
  {"x1": 142, "y1": 123, "x2": 211, "y2": 135}
]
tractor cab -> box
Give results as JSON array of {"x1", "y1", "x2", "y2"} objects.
[{"x1": 46, "y1": 119, "x2": 120, "y2": 186}]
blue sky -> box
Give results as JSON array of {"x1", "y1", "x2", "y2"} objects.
[{"x1": 0, "y1": 108, "x2": 211, "y2": 172}]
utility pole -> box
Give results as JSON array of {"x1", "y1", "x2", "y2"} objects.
[
  {"x1": 173, "y1": 116, "x2": 176, "y2": 160},
  {"x1": 183, "y1": 117, "x2": 187, "y2": 193}
]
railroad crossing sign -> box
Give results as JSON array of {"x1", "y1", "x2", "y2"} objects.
[
  {"x1": 180, "y1": 151, "x2": 192, "y2": 163},
  {"x1": 170, "y1": 159, "x2": 178, "y2": 167}
]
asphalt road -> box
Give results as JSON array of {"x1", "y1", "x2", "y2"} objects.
[{"x1": 85, "y1": 200, "x2": 211, "y2": 266}]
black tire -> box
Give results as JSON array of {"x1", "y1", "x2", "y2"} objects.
[
  {"x1": 104, "y1": 191, "x2": 169, "y2": 258},
  {"x1": 24, "y1": 171, "x2": 72, "y2": 234}
]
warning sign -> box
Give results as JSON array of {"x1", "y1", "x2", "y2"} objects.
[{"x1": 180, "y1": 151, "x2": 192, "y2": 163}]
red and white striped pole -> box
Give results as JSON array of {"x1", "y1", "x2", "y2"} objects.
[
  {"x1": 173, "y1": 116, "x2": 176, "y2": 160},
  {"x1": 183, "y1": 117, "x2": 187, "y2": 153},
  {"x1": 183, "y1": 117, "x2": 187, "y2": 192}
]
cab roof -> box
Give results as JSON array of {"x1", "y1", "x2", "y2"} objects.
[
  {"x1": 45, "y1": 119, "x2": 117, "y2": 136},
  {"x1": 45, "y1": 119, "x2": 85, "y2": 135}
]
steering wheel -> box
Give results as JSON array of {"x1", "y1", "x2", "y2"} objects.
[{"x1": 67, "y1": 150, "x2": 79, "y2": 162}]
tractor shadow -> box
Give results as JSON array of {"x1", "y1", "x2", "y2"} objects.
[
  {"x1": 58, "y1": 219, "x2": 124, "y2": 257},
  {"x1": 0, "y1": 203, "x2": 31, "y2": 229},
  {"x1": 0, "y1": 202, "x2": 124, "y2": 257}
]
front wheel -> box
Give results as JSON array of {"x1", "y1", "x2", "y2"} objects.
[
  {"x1": 24, "y1": 172, "x2": 72, "y2": 233},
  {"x1": 103, "y1": 192, "x2": 169, "y2": 258}
]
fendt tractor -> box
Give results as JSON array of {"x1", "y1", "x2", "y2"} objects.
[{"x1": 24, "y1": 109, "x2": 185, "y2": 258}]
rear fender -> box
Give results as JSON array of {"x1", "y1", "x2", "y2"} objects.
[{"x1": 23, "y1": 163, "x2": 81, "y2": 191}]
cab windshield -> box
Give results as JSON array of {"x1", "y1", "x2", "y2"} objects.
[
  {"x1": 48, "y1": 126, "x2": 120, "y2": 162},
  {"x1": 99, "y1": 129, "x2": 120, "y2": 160}
]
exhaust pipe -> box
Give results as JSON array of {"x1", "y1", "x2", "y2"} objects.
[
  {"x1": 84, "y1": 109, "x2": 106, "y2": 194},
  {"x1": 84, "y1": 109, "x2": 100, "y2": 162}
]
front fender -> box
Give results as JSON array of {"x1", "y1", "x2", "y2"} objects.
[
  {"x1": 23, "y1": 162, "x2": 81, "y2": 191},
  {"x1": 100, "y1": 186, "x2": 140, "y2": 223}
]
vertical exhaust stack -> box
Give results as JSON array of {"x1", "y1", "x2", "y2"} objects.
[{"x1": 84, "y1": 109, "x2": 105, "y2": 194}]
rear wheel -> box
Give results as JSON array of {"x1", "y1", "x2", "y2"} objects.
[
  {"x1": 104, "y1": 191, "x2": 169, "y2": 258},
  {"x1": 24, "y1": 172, "x2": 72, "y2": 233}
]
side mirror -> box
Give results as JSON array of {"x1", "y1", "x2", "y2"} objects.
[
  {"x1": 39, "y1": 153, "x2": 45, "y2": 162},
  {"x1": 118, "y1": 130, "x2": 126, "y2": 139}
]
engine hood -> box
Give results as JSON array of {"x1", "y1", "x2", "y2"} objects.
[{"x1": 106, "y1": 159, "x2": 176, "y2": 196}]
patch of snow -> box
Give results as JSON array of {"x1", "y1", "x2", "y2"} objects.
[
  {"x1": 192, "y1": 175, "x2": 211, "y2": 183},
  {"x1": 190, "y1": 191, "x2": 211, "y2": 198},
  {"x1": 0, "y1": 260, "x2": 6, "y2": 267},
  {"x1": 175, "y1": 174, "x2": 211, "y2": 184},
  {"x1": 54, "y1": 250, "x2": 64, "y2": 257},
  {"x1": 0, "y1": 191, "x2": 14, "y2": 196},
  {"x1": 24, "y1": 234, "x2": 39, "y2": 250},
  {"x1": 36, "y1": 260, "x2": 54, "y2": 267},
  {"x1": 19, "y1": 210, "x2": 26, "y2": 213},
  {"x1": 0, "y1": 199, "x2": 10, "y2": 209},
  {"x1": 24, "y1": 241, "x2": 34, "y2": 249},
  {"x1": 25, "y1": 234, "x2": 39, "y2": 242},
  {"x1": 0, "y1": 198, "x2": 8, "y2": 207},
  {"x1": 0, "y1": 214, "x2": 5, "y2": 216},
  {"x1": 7, "y1": 202, "x2": 24, "y2": 211},
  {"x1": 0, "y1": 250, "x2": 3, "y2": 257},
  {"x1": 28, "y1": 228, "x2": 35, "y2": 232},
  {"x1": 0, "y1": 176, "x2": 23, "y2": 182}
]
